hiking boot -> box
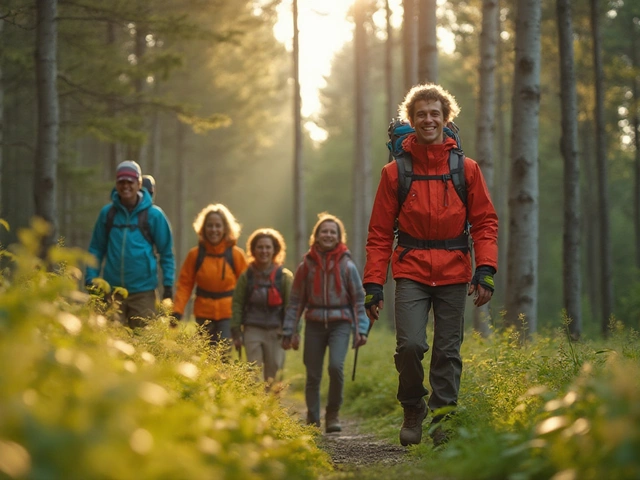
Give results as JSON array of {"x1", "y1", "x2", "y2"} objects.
[
  {"x1": 325, "y1": 411, "x2": 342, "y2": 433},
  {"x1": 306, "y1": 413, "x2": 320, "y2": 428},
  {"x1": 399, "y1": 398, "x2": 427, "y2": 446}
]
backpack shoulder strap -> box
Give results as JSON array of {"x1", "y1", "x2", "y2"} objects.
[
  {"x1": 137, "y1": 208, "x2": 153, "y2": 246},
  {"x1": 224, "y1": 246, "x2": 236, "y2": 274},
  {"x1": 194, "y1": 243, "x2": 207, "y2": 275},
  {"x1": 245, "y1": 266, "x2": 255, "y2": 294},
  {"x1": 105, "y1": 204, "x2": 117, "y2": 239},
  {"x1": 394, "y1": 151, "x2": 413, "y2": 212},
  {"x1": 449, "y1": 149, "x2": 467, "y2": 206}
]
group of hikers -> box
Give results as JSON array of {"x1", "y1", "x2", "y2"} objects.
[{"x1": 85, "y1": 83, "x2": 499, "y2": 447}]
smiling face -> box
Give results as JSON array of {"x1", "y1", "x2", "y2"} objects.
[
  {"x1": 410, "y1": 99, "x2": 444, "y2": 145},
  {"x1": 204, "y1": 212, "x2": 225, "y2": 246},
  {"x1": 115, "y1": 178, "x2": 141, "y2": 207},
  {"x1": 253, "y1": 236, "x2": 275, "y2": 269},
  {"x1": 315, "y1": 220, "x2": 340, "y2": 251}
]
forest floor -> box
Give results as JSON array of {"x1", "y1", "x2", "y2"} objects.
[{"x1": 281, "y1": 396, "x2": 408, "y2": 477}]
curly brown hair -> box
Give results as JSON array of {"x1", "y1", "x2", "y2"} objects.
[
  {"x1": 245, "y1": 228, "x2": 287, "y2": 265},
  {"x1": 399, "y1": 83, "x2": 461, "y2": 125}
]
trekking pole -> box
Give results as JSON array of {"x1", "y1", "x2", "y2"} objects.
[{"x1": 352, "y1": 322, "x2": 374, "y2": 381}]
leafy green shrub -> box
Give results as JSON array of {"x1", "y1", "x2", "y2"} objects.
[{"x1": 0, "y1": 220, "x2": 331, "y2": 479}]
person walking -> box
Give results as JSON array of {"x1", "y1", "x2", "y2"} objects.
[
  {"x1": 363, "y1": 84, "x2": 498, "y2": 447},
  {"x1": 85, "y1": 160, "x2": 175, "y2": 328},
  {"x1": 230, "y1": 228, "x2": 293, "y2": 385},
  {"x1": 282, "y1": 213, "x2": 370, "y2": 433},
  {"x1": 172, "y1": 204, "x2": 248, "y2": 346}
]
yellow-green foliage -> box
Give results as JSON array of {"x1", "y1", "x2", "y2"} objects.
[{"x1": 0, "y1": 220, "x2": 331, "y2": 479}]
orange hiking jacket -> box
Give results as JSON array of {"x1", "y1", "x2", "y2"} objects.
[
  {"x1": 364, "y1": 134, "x2": 498, "y2": 287},
  {"x1": 173, "y1": 240, "x2": 248, "y2": 321}
]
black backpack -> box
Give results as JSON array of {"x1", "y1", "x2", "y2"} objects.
[
  {"x1": 386, "y1": 118, "x2": 467, "y2": 211},
  {"x1": 194, "y1": 243, "x2": 236, "y2": 278},
  {"x1": 105, "y1": 205, "x2": 153, "y2": 246}
]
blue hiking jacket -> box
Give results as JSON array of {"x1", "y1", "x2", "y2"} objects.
[{"x1": 85, "y1": 188, "x2": 175, "y2": 294}]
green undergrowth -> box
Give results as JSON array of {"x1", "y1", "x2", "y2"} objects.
[
  {"x1": 0, "y1": 220, "x2": 331, "y2": 479},
  {"x1": 284, "y1": 311, "x2": 640, "y2": 479}
]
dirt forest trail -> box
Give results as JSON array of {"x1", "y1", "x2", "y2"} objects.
[{"x1": 280, "y1": 395, "x2": 408, "y2": 477}]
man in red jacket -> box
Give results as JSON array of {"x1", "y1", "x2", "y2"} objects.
[{"x1": 363, "y1": 84, "x2": 498, "y2": 447}]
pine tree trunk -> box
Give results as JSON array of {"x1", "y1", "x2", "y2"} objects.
[
  {"x1": 473, "y1": 0, "x2": 499, "y2": 337},
  {"x1": 557, "y1": 0, "x2": 582, "y2": 339},
  {"x1": 590, "y1": 0, "x2": 614, "y2": 335},
  {"x1": 34, "y1": 0, "x2": 59, "y2": 250},
  {"x1": 292, "y1": 0, "x2": 306, "y2": 262},
  {"x1": 417, "y1": 0, "x2": 437, "y2": 83},
  {"x1": 352, "y1": 0, "x2": 371, "y2": 271},
  {"x1": 174, "y1": 118, "x2": 185, "y2": 267},
  {"x1": 402, "y1": 0, "x2": 418, "y2": 90},
  {"x1": 505, "y1": 0, "x2": 541, "y2": 338}
]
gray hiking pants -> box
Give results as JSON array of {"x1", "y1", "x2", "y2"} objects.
[
  {"x1": 394, "y1": 279, "x2": 467, "y2": 412},
  {"x1": 303, "y1": 320, "x2": 351, "y2": 423}
]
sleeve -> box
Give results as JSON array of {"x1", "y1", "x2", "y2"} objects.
[
  {"x1": 364, "y1": 165, "x2": 399, "y2": 285},
  {"x1": 282, "y1": 261, "x2": 308, "y2": 336},
  {"x1": 465, "y1": 159, "x2": 499, "y2": 272},
  {"x1": 85, "y1": 206, "x2": 109, "y2": 284},
  {"x1": 172, "y1": 248, "x2": 198, "y2": 315},
  {"x1": 149, "y1": 206, "x2": 176, "y2": 286},
  {"x1": 281, "y1": 268, "x2": 298, "y2": 332},
  {"x1": 232, "y1": 246, "x2": 248, "y2": 278},
  {"x1": 346, "y1": 260, "x2": 370, "y2": 335},
  {"x1": 230, "y1": 271, "x2": 248, "y2": 333}
]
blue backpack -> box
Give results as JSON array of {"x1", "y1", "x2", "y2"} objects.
[{"x1": 386, "y1": 119, "x2": 467, "y2": 210}]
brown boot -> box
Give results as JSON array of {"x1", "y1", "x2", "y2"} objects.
[
  {"x1": 399, "y1": 398, "x2": 427, "y2": 446},
  {"x1": 325, "y1": 410, "x2": 342, "y2": 433}
]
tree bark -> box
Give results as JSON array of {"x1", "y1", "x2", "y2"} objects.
[
  {"x1": 417, "y1": 0, "x2": 437, "y2": 83},
  {"x1": 403, "y1": 0, "x2": 418, "y2": 90},
  {"x1": 589, "y1": 0, "x2": 614, "y2": 335},
  {"x1": 352, "y1": 0, "x2": 371, "y2": 270},
  {"x1": 557, "y1": 0, "x2": 582, "y2": 339},
  {"x1": 34, "y1": 0, "x2": 59, "y2": 250},
  {"x1": 505, "y1": 0, "x2": 541, "y2": 337},
  {"x1": 473, "y1": 0, "x2": 499, "y2": 337},
  {"x1": 292, "y1": 0, "x2": 306, "y2": 262}
]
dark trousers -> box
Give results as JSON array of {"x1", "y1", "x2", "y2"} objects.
[
  {"x1": 394, "y1": 279, "x2": 467, "y2": 411},
  {"x1": 196, "y1": 317, "x2": 231, "y2": 346},
  {"x1": 303, "y1": 320, "x2": 351, "y2": 423}
]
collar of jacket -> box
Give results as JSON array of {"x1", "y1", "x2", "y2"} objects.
[
  {"x1": 200, "y1": 239, "x2": 235, "y2": 254},
  {"x1": 403, "y1": 134, "x2": 456, "y2": 165}
]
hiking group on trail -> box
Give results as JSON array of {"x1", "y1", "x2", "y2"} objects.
[{"x1": 84, "y1": 83, "x2": 499, "y2": 447}]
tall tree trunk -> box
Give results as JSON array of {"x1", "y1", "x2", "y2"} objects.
[
  {"x1": 403, "y1": 0, "x2": 418, "y2": 90},
  {"x1": 589, "y1": 0, "x2": 614, "y2": 335},
  {"x1": 352, "y1": 0, "x2": 371, "y2": 270},
  {"x1": 631, "y1": 20, "x2": 640, "y2": 272},
  {"x1": 126, "y1": 23, "x2": 148, "y2": 164},
  {"x1": 505, "y1": 0, "x2": 541, "y2": 338},
  {"x1": 581, "y1": 120, "x2": 600, "y2": 323},
  {"x1": 384, "y1": 0, "x2": 396, "y2": 328},
  {"x1": 0, "y1": 17, "x2": 3, "y2": 218},
  {"x1": 107, "y1": 22, "x2": 119, "y2": 177},
  {"x1": 557, "y1": 0, "x2": 582, "y2": 339},
  {"x1": 417, "y1": 0, "x2": 437, "y2": 83},
  {"x1": 292, "y1": 0, "x2": 306, "y2": 262},
  {"x1": 473, "y1": 0, "x2": 499, "y2": 337},
  {"x1": 174, "y1": 118, "x2": 185, "y2": 267},
  {"x1": 34, "y1": 0, "x2": 59, "y2": 250},
  {"x1": 385, "y1": 0, "x2": 394, "y2": 122}
]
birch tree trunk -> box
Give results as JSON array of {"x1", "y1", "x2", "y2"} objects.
[
  {"x1": 403, "y1": 0, "x2": 418, "y2": 90},
  {"x1": 590, "y1": 0, "x2": 614, "y2": 335},
  {"x1": 557, "y1": 0, "x2": 582, "y2": 339},
  {"x1": 384, "y1": 0, "x2": 396, "y2": 328},
  {"x1": 473, "y1": 0, "x2": 499, "y2": 337},
  {"x1": 292, "y1": 0, "x2": 306, "y2": 262},
  {"x1": 505, "y1": 0, "x2": 541, "y2": 337},
  {"x1": 34, "y1": 0, "x2": 59, "y2": 250},
  {"x1": 352, "y1": 0, "x2": 371, "y2": 270},
  {"x1": 417, "y1": 0, "x2": 437, "y2": 83}
]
